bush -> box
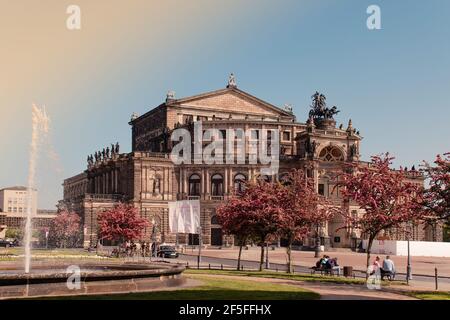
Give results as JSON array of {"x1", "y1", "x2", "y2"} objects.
[{"x1": 5, "y1": 228, "x2": 23, "y2": 240}]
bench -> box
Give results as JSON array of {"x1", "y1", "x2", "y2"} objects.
[
  {"x1": 380, "y1": 269, "x2": 396, "y2": 280},
  {"x1": 311, "y1": 266, "x2": 342, "y2": 276}
]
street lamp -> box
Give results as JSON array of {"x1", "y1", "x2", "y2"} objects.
[
  {"x1": 314, "y1": 223, "x2": 321, "y2": 258},
  {"x1": 45, "y1": 230, "x2": 49, "y2": 249},
  {"x1": 151, "y1": 218, "x2": 157, "y2": 260},
  {"x1": 406, "y1": 223, "x2": 413, "y2": 283},
  {"x1": 197, "y1": 226, "x2": 203, "y2": 266}
]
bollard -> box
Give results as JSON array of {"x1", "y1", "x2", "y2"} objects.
[
  {"x1": 208, "y1": 264, "x2": 211, "y2": 270},
  {"x1": 276, "y1": 268, "x2": 278, "y2": 272},
  {"x1": 221, "y1": 264, "x2": 223, "y2": 270},
  {"x1": 435, "y1": 267, "x2": 438, "y2": 291}
]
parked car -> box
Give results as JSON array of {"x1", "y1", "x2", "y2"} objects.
[
  {"x1": 5, "y1": 238, "x2": 20, "y2": 246},
  {"x1": 0, "y1": 239, "x2": 16, "y2": 248},
  {"x1": 157, "y1": 245, "x2": 179, "y2": 258}
]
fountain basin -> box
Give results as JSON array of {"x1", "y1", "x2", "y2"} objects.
[{"x1": 0, "y1": 261, "x2": 186, "y2": 299}]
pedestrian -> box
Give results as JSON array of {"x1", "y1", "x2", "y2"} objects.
[
  {"x1": 382, "y1": 255, "x2": 396, "y2": 280},
  {"x1": 371, "y1": 256, "x2": 381, "y2": 274}
]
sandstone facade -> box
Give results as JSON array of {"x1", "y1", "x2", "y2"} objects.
[{"x1": 62, "y1": 82, "x2": 441, "y2": 249}]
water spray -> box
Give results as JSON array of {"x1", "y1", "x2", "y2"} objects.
[{"x1": 24, "y1": 104, "x2": 50, "y2": 273}]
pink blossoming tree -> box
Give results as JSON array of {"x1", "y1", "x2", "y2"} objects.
[
  {"x1": 50, "y1": 210, "x2": 82, "y2": 248},
  {"x1": 97, "y1": 203, "x2": 149, "y2": 249},
  {"x1": 421, "y1": 153, "x2": 450, "y2": 222},
  {"x1": 338, "y1": 153, "x2": 425, "y2": 273}
]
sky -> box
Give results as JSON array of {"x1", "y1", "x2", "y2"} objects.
[{"x1": 1, "y1": 0, "x2": 449, "y2": 209}]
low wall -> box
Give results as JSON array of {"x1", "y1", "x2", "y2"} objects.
[
  {"x1": 0, "y1": 262, "x2": 186, "y2": 299},
  {"x1": 362, "y1": 240, "x2": 450, "y2": 257}
]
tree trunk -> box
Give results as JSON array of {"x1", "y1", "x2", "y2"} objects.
[
  {"x1": 237, "y1": 243, "x2": 243, "y2": 271},
  {"x1": 366, "y1": 234, "x2": 375, "y2": 279},
  {"x1": 259, "y1": 243, "x2": 265, "y2": 271},
  {"x1": 287, "y1": 242, "x2": 293, "y2": 273}
]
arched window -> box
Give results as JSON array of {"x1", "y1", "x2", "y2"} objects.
[
  {"x1": 211, "y1": 174, "x2": 224, "y2": 196},
  {"x1": 189, "y1": 174, "x2": 201, "y2": 196},
  {"x1": 319, "y1": 146, "x2": 344, "y2": 162},
  {"x1": 211, "y1": 215, "x2": 220, "y2": 225},
  {"x1": 233, "y1": 173, "x2": 247, "y2": 193}
]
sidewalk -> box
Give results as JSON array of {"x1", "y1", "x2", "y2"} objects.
[{"x1": 388, "y1": 279, "x2": 450, "y2": 292}]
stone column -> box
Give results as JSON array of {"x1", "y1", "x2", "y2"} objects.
[
  {"x1": 229, "y1": 167, "x2": 233, "y2": 194},
  {"x1": 206, "y1": 169, "x2": 210, "y2": 197},
  {"x1": 110, "y1": 171, "x2": 113, "y2": 193},
  {"x1": 183, "y1": 169, "x2": 188, "y2": 197},
  {"x1": 178, "y1": 168, "x2": 183, "y2": 198},
  {"x1": 201, "y1": 168, "x2": 205, "y2": 200},
  {"x1": 115, "y1": 169, "x2": 119, "y2": 193},
  {"x1": 224, "y1": 168, "x2": 228, "y2": 195},
  {"x1": 105, "y1": 172, "x2": 109, "y2": 194},
  {"x1": 114, "y1": 169, "x2": 118, "y2": 193},
  {"x1": 163, "y1": 168, "x2": 167, "y2": 199}
]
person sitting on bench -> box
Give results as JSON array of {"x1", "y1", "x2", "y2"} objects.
[
  {"x1": 325, "y1": 257, "x2": 341, "y2": 275},
  {"x1": 315, "y1": 255, "x2": 329, "y2": 269},
  {"x1": 381, "y1": 255, "x2": 396, "y2": 280}
]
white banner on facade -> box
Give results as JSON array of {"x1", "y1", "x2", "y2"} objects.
[{"x1": 168, "y1": 200, "x2": 200, "y2": 234}]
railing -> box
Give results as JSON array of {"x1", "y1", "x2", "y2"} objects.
[
  {"x1": 314, "y1": 129, "x2": 347, "y2": 137},
  {"x1": 135, "y1": 152, "x2": 170, "y2": 159},
  {"x1": 84, "y1": 194, "x2": 123, "y2": 201},
  {"x1": 177, "y1": 194, "x2": 225, "y2": 201}
]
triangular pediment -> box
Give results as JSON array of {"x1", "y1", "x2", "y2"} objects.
[{"x1": 169, "y1": 87, "x2": 293, "y2": 118}]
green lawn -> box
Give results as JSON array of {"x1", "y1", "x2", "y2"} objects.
[
  {"x1": 186, "y1": 268, "x2": 367, "y2": 285},
  {"x1": 185, "y1": 269, "x2": 407, "y2": 287},
  {"x1": 36, "y1": 275, "x2": 320, "y2": 300},
  {"x1": 405, "y1": 291, "x2": 450, "y2": 300},
  {"x1": 0, "y1": 247, "x2": 104, "y2": 259},
  {"x1": 1, "y1": 247, "x2": 94, "y2": 255}
]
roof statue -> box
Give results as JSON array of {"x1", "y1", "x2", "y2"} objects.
[
  {"x1": 227, "y1": 73, "x2": 237, "y2": 88},
  {"x1": 346, "y1": 119, "x2": 353, "y2": 132},
  {"x1": 283, "y1": 104, "x2": 293, "y2": 113},
  {"x1": 130, "y1": 112, "x2": 139, "y2": 121},
  {"x1": 166, "y1": 90, "x2": 176, "y2": 101},
  {"x1": 308, "y1": 91, "x2": 340, "y2": 122}
]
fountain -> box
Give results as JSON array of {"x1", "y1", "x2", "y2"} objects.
[
  {"x1": 24, "y1": 104, "x2": 50, "y2": 273},
  {"x1": 0, "y1": 105, "x2": 185, "y2": 299}
]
